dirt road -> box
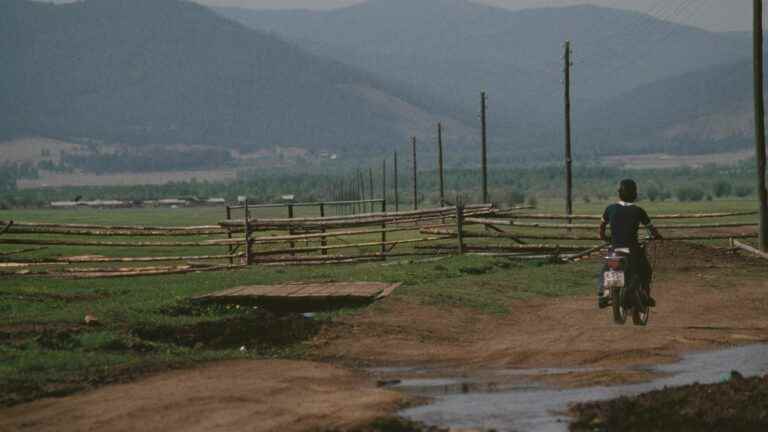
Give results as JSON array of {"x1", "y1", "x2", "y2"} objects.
[
  {"x1": 2, "y1": 242, "x2": 767, "y2": 431},
  {"x1": 0, "y1": 360, "x2": 403, "y2": 432},
  {"x1": 314, "y1": 242, "x2": 768, "y2": 371}
]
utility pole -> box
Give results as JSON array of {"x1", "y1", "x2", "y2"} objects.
[
  {"x1": 755, "y1": 0, "x2": 768, "y2": 251},
  {"x1": 382, "y1": 159, "x2": 387, "y2": 210},
  {"x1": 564, "y1": 41, "x2": 574, "y2": 224},
  {"x1": 412, "y1": 136, "x2": 418, "y2": 210},
  {"x1": 369, "y1": 167, "x2": 374, "y2": 212},
  {"x1": 481, "y1": 92, "x2": 488, "y2": 204},
  {"x1": 359, "y1": 169, "x2": 366, "y2": 212},
  {"x1": 437, "y1": 122, "x2": 446, "y2": 207},
  {"x1": 394, "y1": 151, "x2": 399, "y2": 213}
]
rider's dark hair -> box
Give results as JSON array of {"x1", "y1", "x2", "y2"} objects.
[{"x1": 618, "y1": 179, "x2": 638, "y2": 203}]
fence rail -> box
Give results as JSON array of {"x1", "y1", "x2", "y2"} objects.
[{"x1": 0, "y1": 203, "x2": 760, "y2": 277}]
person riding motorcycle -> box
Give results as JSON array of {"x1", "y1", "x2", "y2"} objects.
[{"x1": 598, "y1": 179, "x2": 662, "y2": 308}]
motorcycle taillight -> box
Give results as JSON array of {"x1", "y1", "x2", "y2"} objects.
[{"x1": 606, "y1": 260, "x2": 622, "y2": 270}]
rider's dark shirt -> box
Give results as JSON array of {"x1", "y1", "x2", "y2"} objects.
[{"x1": 602, "y1": 202, "x2": 651, "y2": 248}]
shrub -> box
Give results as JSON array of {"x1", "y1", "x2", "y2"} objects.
[
  {"x1": 527, "y1": 195, "x2": 538, "y2": 208},
  {"x1": 676, "y1": 186, "x2": 705, "y2": 202},
  {"x1": 506, "y1": 190, "x2": 526, "y2": 206},
  {"x1": 646, "y1": 184, "x2": 661, "y2": 202},
  {"x1": 735, "y1": 185, "x2": 754, "y2": 198},
  {"x1": 713, "y1": 180, "x2": 732, "y2": 198}
]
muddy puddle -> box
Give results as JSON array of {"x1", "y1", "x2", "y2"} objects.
[{"x1": 373, "y1": 344, "x2": 768, "y2": 432}]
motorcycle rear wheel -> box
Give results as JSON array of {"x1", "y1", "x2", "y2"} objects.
[
  {"x1": 630, "y1": 278, "x2": 650, "y2": 326},
  {"x1": 611, "y1": 286, "x2": 626, "y2": 325}
]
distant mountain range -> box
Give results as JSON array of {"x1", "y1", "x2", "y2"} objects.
[
  {"x1": 216, "y1": 0, "x2": 750, "y2": 126},
  {"x1": 0, "y1": 0, "x2": 759, "y2": 172},
  {"x1": 580, "y1": 58, "x2": 756, "y2": 156},
  {"x1": 0, "y1": 0, "x2": 471, "y2": 158}
]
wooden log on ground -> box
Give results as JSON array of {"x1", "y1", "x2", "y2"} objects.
[
  {"x1": 3, "y1": 264, "x2": 244, "y2": 278},
  {"x1": 0, "y1": 221, "x2": 225, "y2": 232},
  {"x1": 467, "y1": 253, "x2": 573, "y2": 260},
  {"x1": 2, "y1": 227, "x2": 229, "y2": 237},
  {"x1": 503, "y1": 211, "x2": 758, "y2": 220},
  {"x1": 0, "y1": 247, "x2": 47, "y2": 257},
  {"x1": 0, "y1": 221, "x2": 13, "y2": 236},
  {"x1": 6, "y1": 253, "x2": 244, "y2": 265},
  {"x1": 0, "y1": 238, "x2": 243, "y2": 248},
  {"x1": 415, "y1": 244, "x2": 594, "y2": 252},
  {"x1": 420, "y1": 227, "x2": 758, "y2": 242},
  {"x1": 732, "y1": 239, "x2": 768, "y2": 260},
  {"x1": 464, "y1": 217, "x2": 759, "y2": 231}
]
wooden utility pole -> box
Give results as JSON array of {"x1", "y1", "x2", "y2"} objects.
[
  {"x1": 320, "y1": 203, "x2": 327, "y2": 255},
  {"x1": 244, "y1": 199, "x2": 252, "y2": 265},
  {"x1": 481, "y1": 92, "x2": 488, "y2": 204},
  {"x1": 381, "y1": 159, "x2": 387, "y2": 256},
  {"x1": 358, "y1": 169, "x2": 365, "y2": 213},
  {"x1": 369, "y1": 167, "x2": 374, "y2": 212},
  {"x1": 755, "y1": 0, "x2": 768, "y2": 251},
  {"x1": 394, "y1": 151, "x2": 399, "y2": 213},
  {"x1": 382, "y1": 159, "x2": 387, "y2": 210},
  {"x1": 437, "y1": 122, "x2": 446, "y2": 207},
  {"x1": 564, "y1": 41, "x2": 574, "y2": 224},
  {"x1": 412, "y1": 136, "x2": 418, "y2": 210}
]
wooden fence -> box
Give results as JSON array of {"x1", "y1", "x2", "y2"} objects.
[
  {"x1": 419, "y1": 209, "x2": 760, "y2": 262},
  {"x1": 0, "y1": 203, "x2": 760, "y2": 277}
]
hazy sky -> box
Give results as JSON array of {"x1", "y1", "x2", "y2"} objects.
[
  {"x1": 42, "y1": 1, "x2": 752, "y2": 32},
  {"x1": 192, "y1": 0, "x2": 751, "y2": 32}
]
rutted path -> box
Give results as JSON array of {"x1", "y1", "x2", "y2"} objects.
[{"x1": 2, "y1": 242, "x2": 768, "y2": 431}]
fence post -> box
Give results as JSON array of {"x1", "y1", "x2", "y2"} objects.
[
  {"x1": 456, "y1": 204, "x2": 465, "y2": 255},
  {"x1": 244, "y1": 199, "x2": 252, "y2": 265},
  {"x1": 412, "y1": 136, "x2": 418, "y2": 210},
  {"x1": 381, "y1": 199, "x2": 387, "y2": 259},
  {"x1": 320, "y1": 202, "x2": 327, "y2": 256},
  {"x1": 394, "y1": 151, "x2": 399, "y2": 213},
  {"x1": 369, "y1": 167, "x2": 374, "y2": 213},
  {"x1": 288, "y1": 203, "x2": 295, "y2": 256},
  {"x1": 226, "y1": 205, "x2": 233, "y2": 265}
]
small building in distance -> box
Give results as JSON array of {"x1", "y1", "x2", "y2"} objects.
[{"x1": 157, "y1": 199, "x2": 189, "y2": 207}]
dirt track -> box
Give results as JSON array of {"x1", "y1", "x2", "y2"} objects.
[
  {"x1": 313, "y1": 242, "x2": 768, "y2": 372},
  {"x1": 2, "y1": 242, "x2": 767, "y2": 431},
  {"x1": 0, "y1": 360, "x2": 403, "y2": 432}
]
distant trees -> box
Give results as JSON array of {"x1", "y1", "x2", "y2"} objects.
[
  {"x1": 713, "y1": 180, "x2": 733, "y2": 198},
  {"x1": 735, "y1": 185, "x2": 754, "y2": 198},
  {"x1": 60, "y1": 149, "x2": 233, "y2": 174},
  {"x1": 675, "y1": 186, "x2": 705, "y2": 202}
]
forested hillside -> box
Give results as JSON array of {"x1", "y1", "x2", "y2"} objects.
[{"x1": 0, "y1": 0, "x2": 468, "y2": 158}]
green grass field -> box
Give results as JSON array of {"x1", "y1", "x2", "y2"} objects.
[{"x1": 0, "y1": 198, "x2": 761, "y2": 406}]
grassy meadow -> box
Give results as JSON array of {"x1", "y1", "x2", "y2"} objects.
[{"x1": 0, "y1": 197, "x2": 760, "y2": 406}]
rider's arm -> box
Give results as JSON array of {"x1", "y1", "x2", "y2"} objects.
[
  {"x1": 599, "y1": 220, "x2": 608, "y2": 242},
  {"x1": 640, "y1": 208, "x2": 662, "y2": 240},
  {"x1": 600, "y1": 206, "x2": 610, "y2": 242},
  {"x1": 647, "y1": 223, "x2": 663, "y2": 240}
]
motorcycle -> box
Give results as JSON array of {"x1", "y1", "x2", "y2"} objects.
[{"x1": 601, "y1": 240, "x2": 653, "y2": 326}]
